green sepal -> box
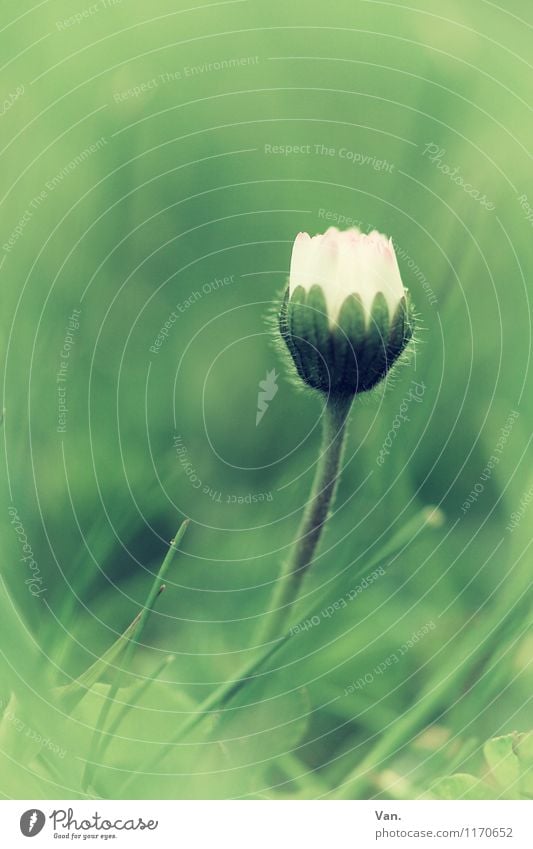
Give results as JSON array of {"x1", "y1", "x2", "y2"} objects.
[
  {"x1": 388, "y1": 295, "x2": 413, "y2": 362},
  {"x1": 290, "y1": 285, "x2": 322, "y2": 388},
  {"x1": 279, "y1": 286, "x2": 413, "y2": 396},
  {"x1": 334, "y1": 294, "x2": 366, "y2": 394},
  {"x1": 280, "y1": 285, "x2": 308, "y2": 385},
  {"x1": 279, "y1": 285, "x2": 304, "y2": 379},
  {"x1": 356, "y1": 292, "x2": 390, "y2": 391},
  {"x1": 285, "y1": 285, "x2": 329, "y2": 392},
  {"x1": 307, "y1": 284, "x2": 332, "y2": 388}
]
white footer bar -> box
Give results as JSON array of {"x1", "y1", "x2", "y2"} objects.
[{"x1": 1, "y1": 800, "x2": 531, "y2": 848}]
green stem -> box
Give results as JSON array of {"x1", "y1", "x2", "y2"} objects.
[
  {"x1": 259, "y1": 394, "x2": 353, "y2": 643},
  {"x1": 101, "y1": 654, "x2": 176, "y2": 755},
  {"x1": 82, "y1": 520, "x2": 189, "y2": 792},
  {"x1": 119, "y1": 506, "x2": 440, "y2": 795},
  {"x1": 120, "y1": 633, "x2": 288, "y2": 795}
]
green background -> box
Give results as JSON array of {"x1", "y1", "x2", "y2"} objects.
[{"x1": 1, "y1": 0, "x2": 532, "y2": 799}]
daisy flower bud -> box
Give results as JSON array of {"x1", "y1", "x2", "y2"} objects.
[{"x1": 280, "y1": 226, "x2": 414, "y2": 396}]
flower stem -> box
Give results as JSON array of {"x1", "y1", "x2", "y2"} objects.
[{"x1": 259, "y1": 394, "x2": 353, "y2": 643}]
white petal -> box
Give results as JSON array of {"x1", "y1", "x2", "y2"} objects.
[
  {"x1": 289, "y1": 232, "x2": 312, "y2": 290},
  {"x1": 288, "y1": 226, "x2": 405, "y2": 325}
]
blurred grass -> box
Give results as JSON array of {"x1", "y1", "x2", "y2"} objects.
[{"x1": 1, "y1": 0, "x2": 532, "y2": 799}]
